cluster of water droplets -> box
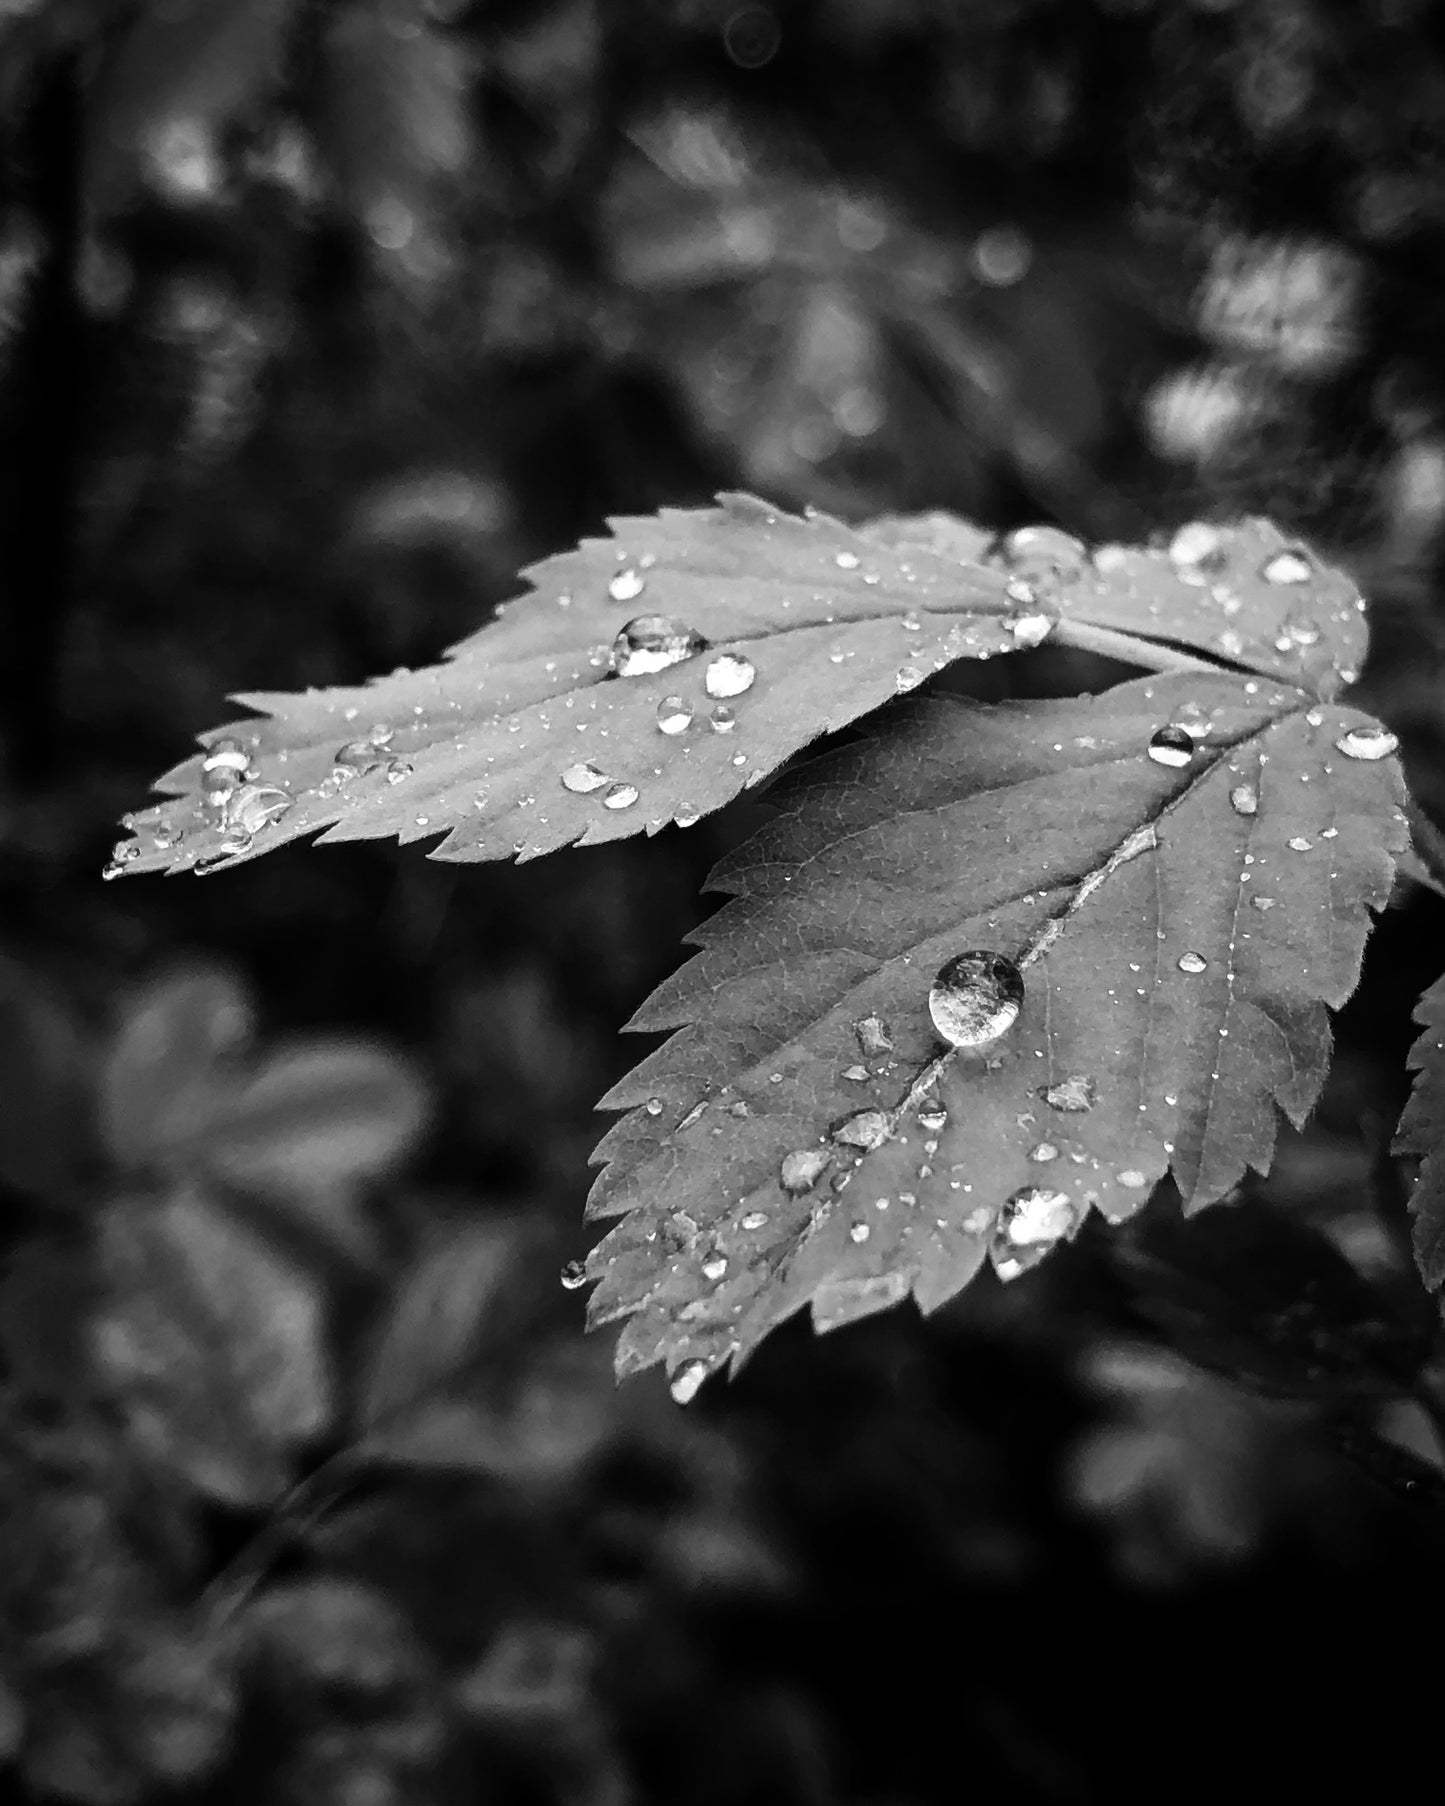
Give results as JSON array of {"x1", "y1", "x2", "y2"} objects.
[{"x1": 330, "y1": 720, "x2": 412, "y2": 790}]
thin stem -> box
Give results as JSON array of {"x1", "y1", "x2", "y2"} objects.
[{"x1": 1049, "y1": 616, "x2": 1232, "y2": 678}]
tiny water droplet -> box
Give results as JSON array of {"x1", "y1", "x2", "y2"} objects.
[
  {"x1": 608, "y1": 567, "x2": 646, "y2": 602},
  {"x1": 741, "y1": 1210, "x2": 768, "y2": 1231},
  {"x1": 701, "y1": 1254, "x2": 728, "y2": 1282},
  {"x1": 335, "y1": 739, "x2": 388, "y2": 780},
  {"x1": 990, "y1": 1186, "x2": 1077, "y2": 1280},
  {"x1": 560, "y1": 1260, "x2": 588, "y2": 1291},
  {"x1": 610, "y1": 615, "x2": 706, "y2": 677},
  {"x1": 1168, "y1": 522, "x2": 1226, "y2": 570},
  {"x1": 1116, "y1": 1170, "x2": 1149, "y2": 1189},
  {"x1": 894, "y1": 664, "x2": 924, "y2": 693},
  {"x1": 854, "y1": 1015, "x2": 893, "y2": 1056},
  {"x1": 780, "y1": 1147, "x2": 831, "y2": 1194},
  {"x1": 709, "y1": 705, "x2": 736, "y2": 733},
  {"x1": 901, "y1": 610, "x2": 922, "y2": 632},
  {"x1": 917, "y1": 1104, "x2": 947, "y2": 1134},
  {"x1": 1250, "y1": 895, "x2": 1277, "y2": 911},
  {"x1": 928, "y1": 951, "x2": 1024, "y2": 1049},
  {"x1": 704, "y1": 653, "x2": 756, "y2": 699},
  {"x1": 1229, "y1": 783, "x2": 1259, "y2": 816},
  {"x1": 562, "y1": 760, "x2": 608, "y2": 794},
  {"x1": 1177, "y1": 951, "x2": 1207, "y2": 974},
  {"x1": 225, "y1": 783, "x2": 291, "y2": 836},
  {"x1": 675, "y1": 807, "x2": 701, "y2": 829},
  {"x1": 645, "y1": 1097, "x2": 664, "y2": 1116},
  {"x1": 201, "y1": 739, "x2": 252, "y2": 777},
  {"x1": 385, "y1": 758, "x2": 413, "y2": 784},
  {"x1": 1335, "y1": 726, "x2": 1399, "y2": 761},
  {"x1": 834, "y1": 551, "x2": 860, "y2": 570},
  {"x1": 1029, "y1": 1142, "x2": 1059, "y2": 1162},
  {"x1": 1288, "y1": 836, "x2": 1312, "y2": 852},
  {"x1": 656, "y1": 695, "x2": 694, "y2": 735},
  {"x1": 1002, "y1": 612, "x2": 1052, "y2": 648},
  {"x1": 849, "y1": 1223, "x2": 871, "y2": 1243},
  {"x1": 603, "y1": 782, "x2": 639, "y2": 810},
  {"x1": 1262, "y1": 548, "x2": 1312, "y2": 585},
  {"x1": 671, "y1": 1360, "x2": 709, "y2": 1405},
  {"x1": 1147, "y1": 725, "x2": 1195, "y2": 768},
  {"x1": 842, "y1": 1063, "x2": 870, "y2": 1083},
  {"x1": 833, "y1": 1110, "x2": 891, "y2": 1151},
  {"x1": 1219, "y1": 628, "x2": 1245, "y2": 657},
  {"x1": 1039, "y1": 1074, "x2": 1096, "y2": 1113}
]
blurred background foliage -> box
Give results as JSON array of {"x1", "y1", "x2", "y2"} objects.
[{"x1": 5, "y1": 0, "x2": 1445, "y2": 1800}]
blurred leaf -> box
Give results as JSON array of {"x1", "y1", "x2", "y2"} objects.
[
  {"x1": 99, "y1": 964, "x2": 252, "y2": 1172},
  {"x1": 91, "y1": 1187, "x2": 331, "y2": 1506},
  {"x1": 1109, "y1": 1197, "x2": 1429, "y2": 1400},
  {"x1": 0, "y1": 954, "x2": 91, "y2": 1197},
  {"x1": 357, "y1": 1217, "x2": 522, "y2": 1436},
  {"x1": 203, "y1": 1037, "x2": 430, "y2": 1197},
  {"x1": 1396, "y1": 973, "x2": 1445, "y2": 1290},
  {"x1": 586, "y1": 669, "x2": 1402, "y2": 1386}
]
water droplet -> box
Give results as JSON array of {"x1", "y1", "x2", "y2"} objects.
[
  {"x1": 670, "y1": 1360, "x2": 709, "y2": 1405},
  {"x1": 1262, "y1": 548, "x2": 1312, "y2": 585},
  {"x1": 1335, "y1": 726, "x2": 1399, "y2": 761},
  {"x1": 201, "y1": 739, "x2": 252, "y2": 777},
  {"x1": 854, "y1": 1015, "x2": 893, "y2": 1056},
  {"x1": 1002, "y1": 613, "x2": 1052, "y2": 648},
  {"x1": 849, "y1": 1223, "x2": 871, "y2": 1244},
  {"x1": 741, "y1": 1210, "x2": 768, "y2": 1231},
  {"x1": 704, "y1": 653, "x2": 756, "y2": 699},
  {"x1": 610, "y1": 615, "x2": 707, "y2": 677},
  {"x1": 385, "y1": 758, "x2": 413, "y2": 784},
  {"x1": 608, "y1": 568, "x2": 646, "y2": 602},
  {"x1": 674, "y1": 809, "x2": 700, "y2": 829},
  {"x1": 334, "y1": 739, "x2": 388, "y2": 780},
  {"x1": 834, "y1": 551, "x2": 860, "y2": 570},
  {"x1": 1288, "y1": 836, "x2": 1312, "y2": 852},
  {"x1": 645, "y1": 1097, "x2": 664, "y2": 1116},
  {"x1": 917, "y1": 1104, "x2": 947, "y2": 1134},
  {"x1": 676, "y1": 1101, "x2": 707, "y2": 1131},
  {"x1": 1177, "y1": 951, "x2": 1207, "y2": 974},
  {"x1": 1219, "y1": 628, "x2": 1245, "y2": 657},
  {"x1": 603, "y1": 782, "x2": 639, "y2": 811},
  {"x1": 1029, "y1": 1142, "x2": 1059, "y2": 1162},
  {"x1": 701, "y1": 1254, "x2": 728, "y2": 1282},
  {"x1": 1229, "y1": 782, "x2": 1259, "y2": 816},
  {"x1": 1169, "y1": 522, "x2": 1226, "y2": 571},
  {"x1": 1039, "y1": 1074, "x2": 1096, "y2": 1113},
  {"x1": 1250, "y1": 895, "x2": 1276, "y2": 911},
  {"x1": 1116, "y1": 1170, "x2": 1149, "y2": 1190},
  {"x1": 225, "y1": 783, "x2": 291, "y2": 836},
  {"x1": 562, "y1": 760, "x2": 608, "y2": 794},
  {"x1": 560, "y1": 1260, "x2": 588, "y2": 1291},
  {"x1": 1275, "y1": 614, "x2": 1320, "y2": 651},
  {"x1": 990, "y1": 1186, "x2": 1077, "y2": 1280},
  {"x1": 152, "y1": 823, "x2": 182, "y2": 851},
  {"x1": 833, "y1": 1110, "x2": 891, "y2": 1151},
  {"x1": 709, "y1": 705, "x2": 736, "y2": 733},
  {"x1": 780, "y1": 1147, "x2": 830, "y2": 1194},
  {"x1": 842, "y1": 1063, "x2": 870, "y2": 1082},
  {"x1": 894, "y1": 665, "x2": 923, "y2": 693},
  {"x1": 1147, "y1": 725, "x2": 1196, "y2": 768},
  {"x1": 928, "y1": 951, "x2": 1024, "y2": 1049},
  {"x1": 901, "y1": 611, "x2": 922, "y2": 632},
  {"x1": 655, "y1": 695, "x2": 694, "y2": 735}
]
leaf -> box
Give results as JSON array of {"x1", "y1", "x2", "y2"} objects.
[
  {"x1": 90, "y1": 1187, "x2": 331, "y2": 1505},
  {"x1": 583, "y1": 673, "x2": 1405, "y2": 1386},
  {"x1": 0, "y1": 955, "x2": 92, "y2": 1197},
  {"x1": 112, "y1": 503, "x2": 1367, "y2": 880},
  {"x1": 1395, "y1": 973, "x2": 1445, "y2": 1289}
]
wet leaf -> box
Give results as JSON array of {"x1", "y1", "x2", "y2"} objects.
[
  {"x1": 91, "y1": 1188, "x2": 331, "y2": 1505},
  {"x1": 584, "y1": 675, "x2": 1404, "y2": 1386},
  {"x1": 1396, "y1": 972, "x2": 1445, "y2": 1289}
]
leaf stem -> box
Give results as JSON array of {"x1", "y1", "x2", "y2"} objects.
[{"x1": 1048, "y1": 616, "x2": 1232, "y2": 678}]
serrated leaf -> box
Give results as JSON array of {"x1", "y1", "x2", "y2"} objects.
[
  {"x1": 91, "y1": 1187, "x2": 331, "y2": 1505},
  {"x1": 113, "y1": 503, "x2": 1369, "y2": 881},
  {"x1": 1395, "y1": 973, "x2": 1445, "y2": 1289},
  {"x1": 584, "y1": 674, "x2": 1405, "y2": 1386}
]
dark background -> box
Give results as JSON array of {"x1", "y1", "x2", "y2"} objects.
[{"x1": 4, "y1": 2, "x2": 1445, "y2": 1801}]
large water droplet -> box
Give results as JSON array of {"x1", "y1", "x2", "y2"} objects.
[
  {"x1": 780, "y1": 1147, "x2": 830, "y2": 1194},
  {"x1": 1229, "y1": 782, "x2": 1259, "y2": 816},
  {"x1": 561, "y1": 760, "x2": 608, "y2": 794},
  {"x1": 560, "y1": 1259, "x2": 588, "y2": 1291},
  {"x1": 1147, "y1": 725, "x2": 1195, "y2": 768},
  {"x1": 610, "y1": 615, "x2": 707, "y2": 677},
  {"x1": 833, "y1": 1110, "x2": 891, "y2": 1151},
  {"x1": 704, "y1": 653, "x2": 756, "y2": 699},
  {"x1": 670, "y1": 1360, "x2": 709, "y2": 1405},
  {"x1": 225, "y1": 784, "x2": 291, "y2": 836},
  {"x1": 656, "y1": 696, "x2": 694, "y2": 735},
  {"x1": 928, "y1": 951, "x2": 1024, "y2": 1049},
  {"x1": 990, "y1": 1186, "x2": 1078, "y2": 1281},
  {"x1": 1177, "y1": 951, "x2": 1207, "y2": 974},
  {"x1": 854, "y1": 1015, "x2": 893, "y2": 1056},
  {"x1": 608, "y1": 567, "x2": 646, "y2": 602},
  {"x1": 1039, "y1": 1074, "x2": 1095, "y2": 1113},
  {"x1": 1334, "y1": 725, "x2": 1399, "y2": 761},
  {"x1": 1262, "y1": 548, "x2": 1312, "y2": 585}
]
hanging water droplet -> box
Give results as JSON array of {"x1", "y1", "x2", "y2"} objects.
[
  {"x1": 610, "y1": 615, "x2": 707, "y2": 677},
  {"x1": 990, "y1": 1186, "x2": 1078, "y2": 1280},
  {"x1": 704, "y1": 653, "x2": 756, "y2": 699},
  {"x1": 709, "y1": 704, "x2": 736, "y2": 733},
  {"x1": 1002, "y1": 612, "x2": 1052, "y2": 648},
  {"x1": 603, "y1": 782, "x2": 639, "y2": 811},
  {"x1": 674, "y1": 808, "x2": 700, "y2": 829},
  {"x1": 655, "y1": 695, "x2": 694, "y2": 735},
  {"x1": 1250, "y1": 895, "x2": 1276, "y2": 911},
  {"x1": 385, "y1": 758, "x2": 413, "y2": 784},
  {"x1": 1229, "y1": 782, "x2": 1259, "y2": 816},
  {"x1": 561, "y1": 760, "x2": 608, "y2": 794},
  {"x1": 1177, "y1": 951, "x2": 1207, "y2": 974},
  {"x1": 741, "y1": 1210, "x2": 768, "y2": 1231},
  {"x1": 780, "y1": 1147, "x2": 831, "y2": 1194},
  {"x1": 854, "y1": 1015, "x2": 893, "y2": 1056},
  {"x1": 225, "y1": 783, "x2": 291, "y2": 836},
  {"x1": 917, "y1": 1103, "x2": 947, "y2": 1134},
  {"x1": 928, "y1": 951, "x2": 1024, "y2": 1049},
  {"x1": 1262, "y1": 548, "x2": 1312, "y2": 585},
  {"x1": 1147, "y1": 725, "x2": 1196, "y2": 768},
  {"x1": 608, "y1": 567, "x2": 646, "y2": 602},
  {"x1": 894, "y1": 664, "x2": 924, "y2": 693},
  {"x1": 1039, "y1": 1074, "x2": 1096, "y2": 1113},
  {"x1": 1335, "y1": 726, "x2": 1399, "y2": 761},
  {"x1": 1287, "y1": 836, "x2": 1312, "y2": 852},
  {"x1": 670, "y1": 1360, "x2": 709, "y2": 1405},
  {"x1": 560, "y1": 1259, "x2": 588, "y2": 1291},
  {"x1": 833, "y1": 1110, "x2": 891, "y2": 1151}
]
